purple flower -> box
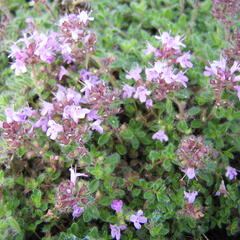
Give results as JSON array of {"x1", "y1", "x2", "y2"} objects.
[
  {"x1": 69, "y1": 166, "x2": 88, "y2": 186},
  {"x1": 58, "y1": 66, "x2": 69, "y2": 81},
  {"x1": 110, "y1": 224, "x2": 126, "y2": 240},
  {"x1": 145, "y1": 99, "x2": 153, "y2": 108},
  {"x1": 90, "y1": 120, "x2": 103, "y2": 133},
  {"x1": 87, "y1": 110, "x2": 100, "y2": 121},
  {"x1": 72, "y1": 205, "x2": 84, "y2": 218},
  {"x1": 155, "y1": 32, "x2": 185, "y2": 50},
  {"x1": 77, "y1": 11, "x2": 94, "y2": 24},
  {"x1": 173, "y1": 71, "x2": 188, "y2": 87},
  {"x1": 33, "y1": 116, "x2": 49, "y2": 132},
  {"x1": 111, "y1": 200, "x2": 123, "y2": 212},
  {"x1": 152, "y1": 130, "x2": 168, "y2": 142},
  {"x1": 5, "y1": 108, "x2": 26, "y2": 123},
  {"x1": 130, "y1": 210, "x2": 147, "y2": 230},
  {"x1": 63, "y1": 105, "x2": 90, "y2": 123},
  {"x1": 182, "y1": 168, "x2": 196, "y2": 180},
  {"x1": 144, "y1": 42, "x2": 157, "y2": 55},
  {"x1": 215, "y1": 180, "x2": 229, "y2": 196},
  {"x1": 10, "y1": 59, "x2": 27, "y2": 75},
  {"x1": 133, "y1": 86, "x2": 151, "y2": 103},
  {"x1": 40, "y1": 101, "x2": 54, "y2": 116},
  {"x1": 176, "y1": 53, "x2": 193, "y2": 68},
  {"x1": 184, "y1": 191, "x2": 198, "y2": 204},
  {"x1": 226, "y1": 166, "x2": 238, "y2": 180},
  {"x1": 122, "y1": 84, "x2": 135, "y2": 98},
  {"x1": 126, "y1": 67, "x2": 142, "y2": 81},
  {"x1": 46, "y1": 120, "x2": 63, "y2": 140}
]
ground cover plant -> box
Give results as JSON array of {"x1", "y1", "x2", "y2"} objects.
[{"x1": 0, "y1": 0, "x2": 240, "y2": 239}]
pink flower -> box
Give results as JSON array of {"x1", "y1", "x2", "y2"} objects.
[
  {"x1": 145, "y1": 99, "x2": 153, "y2": 108},
  {"x1": 77, "y1": 11, "x2": 94, "y2": 24},
  {"x1": 5, "y1": 108, "x2": 26, "y2": 123},
  {"x1": 215, "y1": 180, "x2": 229, "y2": 196},
  {"x1": 110, "y1": 224, "x2": 126, "y2": 240},
  {"x1": 122, "y1": 84, "x2": 135, "y2": 98},
  {"x1": 225, "y1": 166, "x2": 238, "y2": 180},
  {"x1": 63, "y1": 105, "x2": 90, "y2": 123},
  {"x1": 130, "y1": 210, "x2": 147, "y2": 230},
  {"x1": 46, "y1": 120, "x2": 63, "y2": 140},
  {"x1": 184, "y1": 191, "x2": 198, "y2": 204},
  {"x1": 155, "y1": 32, "x2": 185, "y2": 50},
  {"x1": 182, "y1": 168, "x2": 196, "y2": 180},
  {"x1": 176, "y1": 53, "x2": 193, "y2": 68},
  {"x1": 111, "y1": 200, "x2": 123, "y2": 212},
  {"x1": 152, "y1": 130, "x2": 168, "y2": 142},
  {"x1": 40, "y1": 101, "x2": 54, "y2": 116},
  {"x1": 69, "y1": 166, "x2": 88, "y2": 185},
  {"x1": 90, "y1": 120, "x2": 103, "y2": 133},
  {"x1": 72, "y1": 205, "x2": 84, "y2": 218},
  {"x1": 126, "y1": 67, "x2": 142, "y2": 81},
  {"x1": 10, "y1": 59, "x2": 27, "y2": 75},
  {"x1": 144, "y1": 42, "x2": 157, "y2": 55},
  {"x1": 133, "y1": 86, "x2": 151, "y2": 103},
  {"x1": 33, "y1": 116, "x2": 49, "y2": 132},
  {"x1": 173, "y1": 71, "x2": 188, "y2": 87},
  {"x1": 58, "y1": 66, "x2": 69, "y2": 81}
]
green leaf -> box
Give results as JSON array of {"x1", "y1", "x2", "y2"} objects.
[
  {"x1": 31, "y1": 189, "x2": 42, "y2": 208},
  {"x1": 89, "y1": 180, "x2": 99, "y2": 193},
  {"x1": 187, "y1": 107, "x2": 201, "y2": 115},
  {"x1": 116, "y1": 144, "x2": 127, "y2": 155},
  {"x1": 177, "y1": 120, "x2": 191, "y2": 134},
  {"x1": 120, "y1": 129, "x2": 134, "y2": 140},
  {"x1": 108, "y1": 116, "x2": 119, "y2": 129},
  {"x1": 98, "y1": 132, "x2": 112, "y2": 146}
]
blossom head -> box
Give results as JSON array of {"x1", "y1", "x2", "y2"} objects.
[
  {"x1": 130, "y1": 210, "x2": 147, "y2": 230},
  {"x1": 126, "y1": 67, "x2": 142, "y2": 81},
  {"x1": 111, "y1": 200, "x2": 123, "y2": 213},
  {"x1": 69, "y1": 166, "x2": 88, "y2": 185},
  {"x1": 182, "y1": 168, "x2": 196, "y2": 180},
  {"x1": 72, "y1": 205, "x2": 84, "y2": 218},
  {"x1": 215, "y1": 180, "x2": 229, "y2": 196},
  {"x1": 184, "y1": 191, "x2": 198, "y2": 204},
  {"x1": 152, "y1": 130, "x2": 168, "y2": 142},
  {"x1": 110, "y1": 224, "x2": 126, "y2": 240},
  {"x1": 225, "y1": 166, "x2": 238, "y2": 180}
]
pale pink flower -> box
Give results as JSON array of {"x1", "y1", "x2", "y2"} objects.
[
  {"x1": 215, "y1": 180, "x2": 229, "y2": 196},
  {"x1": 152, "y1": 130, "x2": 168, "y2": 142},
  {"x1": 91, "y1": 120, "x2": 103, "y2": 133},
  {"x1": 133, "y1": 86, "x2": 151, "y2": 103},
  {"x1": 111, "y1": 200, "x2": 123, "y2": 212},
  {"x1": 58, "y1": 66, "x2": 69, "y2": 81},
  {"x1": 226, "y1": 166, "x2": 238, "y2": 180},
  {"x1": 182, "y1": 168, "x2": 196, "y2": 180},
  {"x1": 110, "y1": 224, "x2": 126, "y2": 240},
  {"x1": 122, "y1": 84, "x2": 135, "y2": 98},
  {"x1": 144, "y1": 42, "x2": 157, "y2": 55},
  {"x1": 46, "y1": 120, "x2": 63, "y2": 140},
  {"x1": 184, "y1": 191, "x2": 198, "y2": 204},
  {"x1": 69, "y1": 166, "x2": 88, "y2": 185},
  {"x1": 130, "y1": 210, "x2": 147, "y2": 230},
  {"x1": 126, "y1": 67, "x2": 142, "y2": 81},
  {"x1": 176, "y1": 53, "x2": 193, "y2": 68}
]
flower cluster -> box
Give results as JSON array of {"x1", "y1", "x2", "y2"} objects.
[
  {"x1": 57, "y1": 11, "x2": 96, "y2": 64},
  {"x1": 176, "y1": 135, "x2": 212, "y2": 180},
  {"x1": 122, "y1": 32, "x2": 192, "y2": 107},
  {"x1": 204, "y1": 56, "x2": 240, "y2": 106},
  {"x1": 9, "y1": 10, "x2": 95, "y2": 75},
  {"x1": 55, "y1": 166, "x2": 89, "y2": 216},
  {"x1": 0, "y1": 107, "x2": 36, "y2": 150}
]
